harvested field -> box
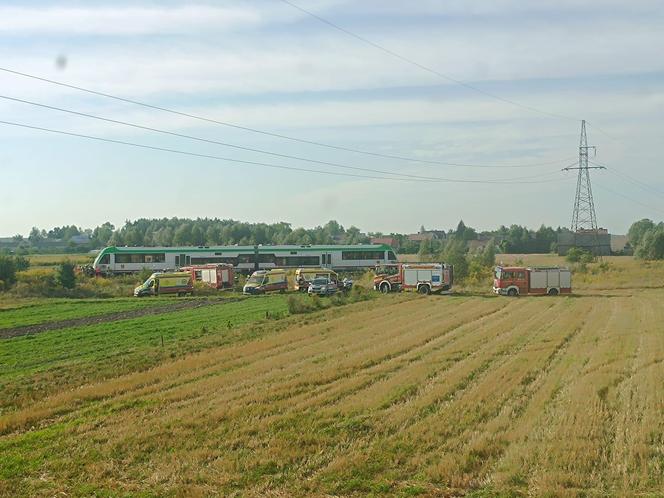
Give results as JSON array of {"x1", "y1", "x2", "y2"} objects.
[{"x1": 1, "y1": 271, "x2": 663, "y2": 496}]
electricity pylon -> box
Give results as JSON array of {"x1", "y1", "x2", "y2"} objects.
[{"x1": 563, "y1": 120, "x2": 605, "y2": 231}]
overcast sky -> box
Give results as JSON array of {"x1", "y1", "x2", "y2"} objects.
[{"x1": 1, "y1": 0, "x2": 663, "y2": 236}]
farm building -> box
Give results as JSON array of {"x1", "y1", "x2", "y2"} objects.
[{"x1": 557, "y1": 228, "x2": 612, "y2": 256}]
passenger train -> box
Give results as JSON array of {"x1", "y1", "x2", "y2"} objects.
[{"x1": 93, "y1": 244, "x2": 398, "y2": 274}]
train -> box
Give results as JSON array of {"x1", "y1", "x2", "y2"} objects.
[{"x1": 92, "y1": 244, "x2": 398, "y2": 275}]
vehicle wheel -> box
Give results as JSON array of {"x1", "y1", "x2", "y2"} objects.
[
  {"x1": 379, "y1": 282, "x2": 390, "y2": 294},
  {"x1": 548, "y1": 288, "x2": 559, "y2": 296},
  {"x1": 507, "y1": 288, "x2": 518, "y2": 297},
  {"x1": 418, "y1": 285, "x2": 430, "y2": 295}
]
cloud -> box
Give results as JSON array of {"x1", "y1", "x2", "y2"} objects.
[{"x1": 0, "y1": 5, "x2": 263, "y2": 35}]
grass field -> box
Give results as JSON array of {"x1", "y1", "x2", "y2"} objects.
[{"x1": 1, "y1": 258, "x2": 663, "y2": 497}]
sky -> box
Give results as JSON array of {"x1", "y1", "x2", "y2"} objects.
[{"x1": 1, "y1": 0, "x2": 663, "y2": 236}]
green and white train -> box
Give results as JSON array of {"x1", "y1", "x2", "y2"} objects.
[{"x1": 93, "y1": 244, "x2": 398, "y2": 274}]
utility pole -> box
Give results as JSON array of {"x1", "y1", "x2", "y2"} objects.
[
  {"x1": 563, "y1": 120, "x2": 605, "y2": 231},
  {"x1": 562, "y1": 120, "x2": 606, "y2": 257}
]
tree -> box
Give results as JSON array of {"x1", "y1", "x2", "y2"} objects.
[
  {"x1": 418, "y1": 238, "x2": 433, "y2": 261},
  {"x1": 628, "y1": 219, "x2": 656, "y2": 249},
  {"x1": 0, "y1": 255, "x2": 18, "y2": 289},
  {"x1": 92, "y1": 222, "x2": 115, "y2": 247},
  {"x1": 28, "y1": 227, "x2": 43, "y2": 245},
  {"x1": 442, "y1": 239, "x2": 469, "y2": 280},
  {"x1": 481, "y1": 239, "x2": 496, "y2": 267},
  {"x1": 55, "y1": 261, "x2": 77, "y2": 289},
  {"x1": 635, "y1": 226, "x2": 664, "y2": 260}
]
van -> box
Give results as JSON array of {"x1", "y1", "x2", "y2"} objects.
[
  {"x1": 134, "y1": 272, "x2": 193, "y2": 297},
  {"x1": 294, "y1": 268, "x2": 339, "y2": 292},
  {"x1": 243, "y1": 269, "x2": 288, "y2": 295}
]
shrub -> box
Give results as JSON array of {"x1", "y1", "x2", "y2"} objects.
[
  {"x1": 287, "y1": 295, "x2": 317, "y2": 314},
  {"x1": 55, "y1": 261, "x2": 77, "y2": 289},
  {"x1": 566, "y1": 247, "x2": 595, "y2": 264},
  {"x1": 0, "y1": 255, "x2": 19, "y2": 289}
]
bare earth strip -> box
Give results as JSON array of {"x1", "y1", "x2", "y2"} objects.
[{"x1": 1, "y1": 291, "x2": 663, "y2": 497}]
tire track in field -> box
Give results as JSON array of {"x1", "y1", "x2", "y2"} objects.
[
  {"x1": 500, "y1": 297, "x2": 625, "y2": 493},
  {"x1": 298, "y1": 299, "x2": 571, "y2": 487},
  {"x1": 419, "y1": 298, "x2": 600, "y2": 488},
  {"x1": 169, "y1": 298, "x2": 517, "y2": 419},
  {"x1": 0, "y1": 298, "x2": 236, "y2": 339},
  {"x1": 111, "y1": 298, "x2": 505, "y2": 417}
]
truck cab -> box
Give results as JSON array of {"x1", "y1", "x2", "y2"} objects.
[{"x1": 493, "y1": 267, "x2": 528, "y2": 296}]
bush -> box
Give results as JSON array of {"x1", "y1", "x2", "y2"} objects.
[
  {"x1": 0, "y1": 255, "x2": 19, "y2": 289},
  {"x1": 566, "y1": 247, "x2": 595, "y2": 264},
  {"x1": 287, "y1": 295, "x2": 317, "y2": 314},
  {"x1": 55, "y1": 261, "x2": 77, "y2": 289}
]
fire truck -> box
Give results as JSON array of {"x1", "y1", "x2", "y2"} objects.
[
  {"x1": 493, "y1": 266, "x2": 571, "y2": 296},
  {"x1": 374, "y1": 262, "x2": 453, "y2": 295},
  {"x1": 179, "y1": 264, "x2": 234, "y2": 290}
]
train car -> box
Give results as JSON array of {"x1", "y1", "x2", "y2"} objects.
[{"x1": 92, "y1": 244, "x2": 397, "y2": 275}]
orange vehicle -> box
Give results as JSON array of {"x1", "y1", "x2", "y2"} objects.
[
  {"x1": 493, "y1": 266, "x2": 572, "y2": 296},
  {"x1": 374, "y1": 262, "x2": 453, "y2": 295},
  {"x1": 180, "y1": 264, "x2": 234, "y2": 289}
]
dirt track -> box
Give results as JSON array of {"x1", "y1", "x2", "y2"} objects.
[{"x1": 0, "y1": 298, "x2": 233, "y2": 340}]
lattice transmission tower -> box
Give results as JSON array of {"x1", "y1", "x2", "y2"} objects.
[{"x1": 563, "y1": 120, "x2": 605, "y2": 231}]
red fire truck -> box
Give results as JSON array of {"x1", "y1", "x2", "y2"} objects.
[
  {"x1": 374, "y1": 262, "x2": 453, "y2": 295},
  {"x1": 493, "y1": 266, "x2": 571, "y2": 296},
  {"x1": 180, "y1": 264, "x2": 234, "y2": 290}
]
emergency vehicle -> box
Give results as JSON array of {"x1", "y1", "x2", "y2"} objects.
[
  {"x1": 373, "y1": 262, "x2": 453, "y2": 295},
  {"x1": 134, "y1": 272, "x2": 193, "y2": 297},
  {"x1": 180, "y1": 264, "x2": 234, "y2": 289},
  {"x1": 493, "y1": 266, "x2": 571, "y2": 296},
  {"x1": 243, "y1": 269, "x2": 288, "y2": 295}
]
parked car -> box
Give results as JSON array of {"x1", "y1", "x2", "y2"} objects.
[{"x1": 308, "y1": 277, "x2": 338, "y2": 296}]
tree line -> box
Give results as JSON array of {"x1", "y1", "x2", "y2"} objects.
[
  {"x1": 628, "y1": 219, "x2": 664, "y2": 259},
  {"x1": 8, "y1": 218, "x2": 569, "y2": 255}
]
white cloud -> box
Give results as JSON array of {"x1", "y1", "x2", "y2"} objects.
[{"x1": 0, "y1": 5, "x2": 263, "y2": 35}]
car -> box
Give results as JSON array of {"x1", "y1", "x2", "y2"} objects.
[{"x1": 307, "y1": 277, "x2": 338, "y2": 296}]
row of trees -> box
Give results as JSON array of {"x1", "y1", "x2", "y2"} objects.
[
  {"x1": 14, "y1": 218, "x2": 568, "y2": 255},
  {"x1": 628, "y1": 219, "x2": 664, "y2": 260}
]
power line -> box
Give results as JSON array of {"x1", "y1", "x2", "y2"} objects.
[
  {"x1": 594, "y1": 181, "x2": 664, "y2": 218},
  {"x1": 0, "y1": 66, "x2": 574, "y2": 169},
  {"x1": 596, "y1": 162, "x2": 664, "y2": 199},
  {"x1": 278, "y1": 0, "x2": 579, "y2": 122},
  {"x1": 0, "y1": 93, "x2": 563, "y2": 183},
  {"x1": 0, "y1": 119, "x2": 572, "y2": 185}
]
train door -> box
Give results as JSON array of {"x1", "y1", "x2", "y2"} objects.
[{"x1": 322, "y1": 253, "x2": 332, "y2": 268}]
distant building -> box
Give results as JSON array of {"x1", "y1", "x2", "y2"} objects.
[
  {"x1": 610, "y1": 234, "x2": 630, "y2": 254},
  {"x1": 557, "y1": 229, "x2": 611, "y2": 256},
  {"x1": 370, "y1": 237, "x2": 400, "y2": 249},
  {"x1": 70, "y1": 234, "x2": 91, "y2": 245},
  {"x1": 407, "y1": 229, "x2": 447, "y2": 242}
]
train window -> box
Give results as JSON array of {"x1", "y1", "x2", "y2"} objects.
[
  {"x1": 191, "y1": 257, "x2": 238, "y2": 265},
  {"x1": 115, "y1": 253, "x2": 165, "y2": 264},
  {"x1": 275, "y1": 256, "x2": 320, "y2": 266},
  {"x1": 99, "y1": 254, "x2": 110, "y2": 264},
  {"x1": 342, "y1": 251, "x2": 384, "y2": 260},
  {"x1": 387, "y1": 251, "x2": 396, "y2": 260}
]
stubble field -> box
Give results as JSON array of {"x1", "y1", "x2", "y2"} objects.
[{"x1": 1, "y1": 257, "x2": 663, "y2": 497}]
